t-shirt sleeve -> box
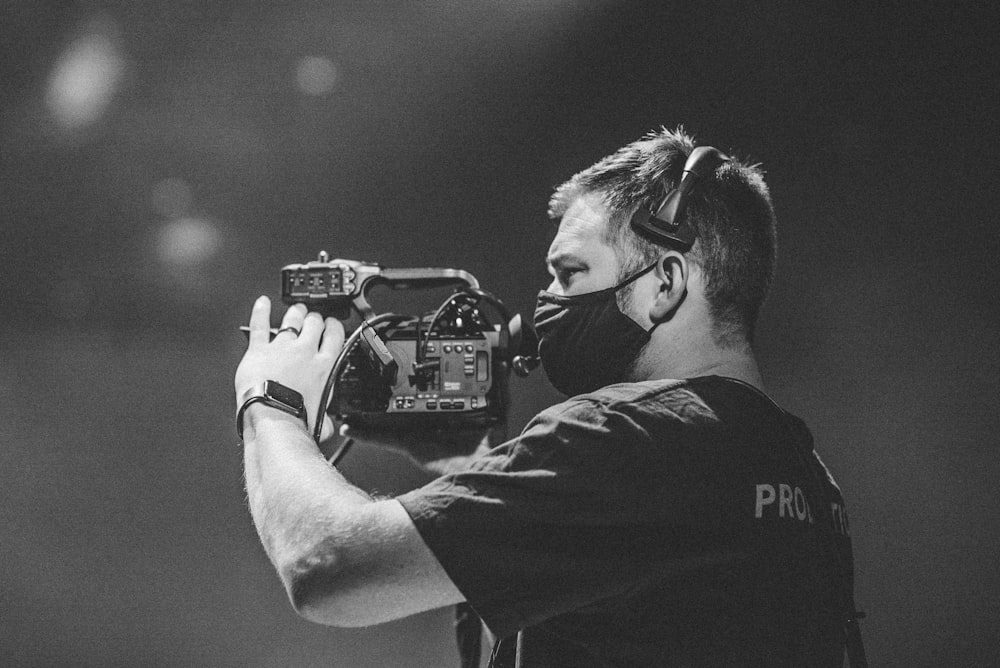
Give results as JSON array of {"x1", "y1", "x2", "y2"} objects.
[{"x1": 396, "y1": 394, "x2": 728, "y2": 638}]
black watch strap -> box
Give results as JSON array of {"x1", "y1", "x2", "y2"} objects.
[{"x1": 236, "y1": 380, "x2": 308, "y2": 441}]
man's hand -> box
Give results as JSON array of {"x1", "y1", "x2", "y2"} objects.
[{"x1": 235, "y1": 297, "x2": 345, "y2": 440}]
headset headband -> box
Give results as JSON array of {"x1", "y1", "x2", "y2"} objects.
[{"x1": 630, "y1": 145, "x2": 731, "y2": 249}]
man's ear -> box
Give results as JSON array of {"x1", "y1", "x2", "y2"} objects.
[{"x1": 649, "y1": 251, "x2": 688, "y2": 322}]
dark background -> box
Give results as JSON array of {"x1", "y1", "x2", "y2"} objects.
[{"x1": 2, "y1": 2, "x2": 997, "y2": 666}]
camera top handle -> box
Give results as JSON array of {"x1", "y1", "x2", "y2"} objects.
[
  {"x1": 281, "y1": 252, "x2": 480, "y2": 323},
  {"x1": 365, "y1": 267, "x2": 480, "y2": 318}
]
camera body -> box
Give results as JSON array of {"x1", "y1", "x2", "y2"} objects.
[
  {"x1": 331, "y1": 321, "x2": 506, "y2": 429},
  {"x1": 281, "y1": 252, "x2": 518, "y2": 429}
]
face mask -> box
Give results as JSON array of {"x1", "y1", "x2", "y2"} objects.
[{"x1": 533, "y1": 264, "x2": 656, "y2": 396}]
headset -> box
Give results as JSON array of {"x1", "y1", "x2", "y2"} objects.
[{"x1": 629, "y1": 145, "x2": 731, "y2": 249}]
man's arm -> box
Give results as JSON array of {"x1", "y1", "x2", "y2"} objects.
[{"x1": 236, "y1": 298, "x2": 464, "y2": 626}]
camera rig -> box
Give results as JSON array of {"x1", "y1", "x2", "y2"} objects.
[{"x1": 280, "y1": 251, "x2": 537, "y2": 438}]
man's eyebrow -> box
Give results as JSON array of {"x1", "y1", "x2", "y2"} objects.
[{"x1": 546, "y1": 251, "x2": 585, "y2": 269}]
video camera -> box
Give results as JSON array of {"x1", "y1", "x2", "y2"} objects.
[{"x1": 279, "y1": 251, "x2": 538, "y2": 433}]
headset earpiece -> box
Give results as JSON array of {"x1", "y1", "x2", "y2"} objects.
[{"x1": 630, "y1": 146, "x2": 731, "y2": 249}]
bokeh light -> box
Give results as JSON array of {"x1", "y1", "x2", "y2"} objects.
[
  {"x1": 295, "y1": 56, "x2": 339, "y2": 96},
  {"x1": 157, "y1": 217, "x2": 221, "y2": 268},
  {"x1": 45, "y1": 20, "x2": 125, "y2": 131}
]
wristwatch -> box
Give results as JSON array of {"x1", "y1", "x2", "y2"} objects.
[{"x1": 236, "y1": 380, "x2": 308, "y2": 441}]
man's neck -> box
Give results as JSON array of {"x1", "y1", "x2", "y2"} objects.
[
  {"x1": 631, "y1": 332, "x2": 765, "y2": 392},
  {"x1": 685, "y1": 353, "x2": 765, "y2": 390}
]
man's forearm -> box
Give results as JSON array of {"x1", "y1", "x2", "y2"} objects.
[
  {"x1": 234, "y1": 300, "x2": 464, "y2": 626},
  {"x1": 241, "y1": 405, "x2": 465, "y2": 625},
  {"x1": 242, "y1": 405, "x2": 373, "y2": 584}
]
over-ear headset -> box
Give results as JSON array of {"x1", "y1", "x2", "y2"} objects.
[{"x1": 630, "y1": 146, "x2": 731, "y2": 249}]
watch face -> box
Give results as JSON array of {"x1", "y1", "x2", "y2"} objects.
[{"x1": 264, "y1": 381, "x2": 305, "y2": 413}]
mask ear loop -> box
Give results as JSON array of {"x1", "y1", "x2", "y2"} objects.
[{"x1": 537, "y1": 263, "x2": 658, "y2": 306}]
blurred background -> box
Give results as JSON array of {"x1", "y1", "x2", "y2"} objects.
[{"x1": 1, "y1": 1, "x2": 997, "y2": 666}]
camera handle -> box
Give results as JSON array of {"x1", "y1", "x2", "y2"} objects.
[{"x1": 350, "y1": 268, "x2": 480, "y2": 320}]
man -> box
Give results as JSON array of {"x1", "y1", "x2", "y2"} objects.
[{"x1": 234, "y1": 127, "x2": 864, "y2": 666}]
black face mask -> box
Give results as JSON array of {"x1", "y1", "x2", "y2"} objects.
[{"x1": 533, "y1": 265, "x2": 656, "y2": 396}]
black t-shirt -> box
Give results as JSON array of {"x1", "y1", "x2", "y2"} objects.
[{"x1": 396, "y1": 376, "x2": 855, "y2": 667}]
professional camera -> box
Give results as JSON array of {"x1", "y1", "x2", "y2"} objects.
[{"x1": 280, "y1": 252, "x2": 537, "y2": 432}]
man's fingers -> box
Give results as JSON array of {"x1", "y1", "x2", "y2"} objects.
[
  {"x1": 299, "y1": 311, "x2": 324, "y2": 345},
  {"x1": 320, "y1": 317, "x2": 345, "y2": 357},
  {"x1": 248, "y1": 296, "x2": 272, "y2": 348},
  {"x1": 275, "y1": 303, "x2": 307, "y2": 340}
]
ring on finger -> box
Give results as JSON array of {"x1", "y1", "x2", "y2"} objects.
[{"x1": 277, "y1": 326, "x2": 301, "y2": 337}]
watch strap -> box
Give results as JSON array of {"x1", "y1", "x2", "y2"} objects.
[{"x1": 236, "y1": 380, "x2": 308, "y2": 441}]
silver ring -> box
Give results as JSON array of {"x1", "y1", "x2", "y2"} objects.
[{"x1": 276, "y1": 326, "x2": 301, "y2": 337}]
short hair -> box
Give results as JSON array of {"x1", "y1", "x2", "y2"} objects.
[{"x1": 548, "y1": 127, "x2": 777, "y2": 345}]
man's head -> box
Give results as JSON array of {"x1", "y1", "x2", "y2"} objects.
[{"x1": 547, "y1": 127, "x2": 777, "y2": 346}]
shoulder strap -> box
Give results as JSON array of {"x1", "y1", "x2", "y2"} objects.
[{"x1": 486, "y1": 631, "x2": 518, "y2": 668}]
